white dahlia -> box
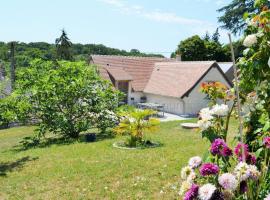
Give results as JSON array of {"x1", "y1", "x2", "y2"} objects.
[
  {"x1": 243, "y1": 34, "x2": 258, "y2": 47},
  {"x1": 197, "y1": 119, "x2": 212, "y2": 130},
  {"x1": 218, "y1": 173, "x2": 238, "y2": 191},
  {"x1": 199, "y1": 107, "x2": 213, "y2": 120},
  {"x1": 234, "y1": 162, "x2": 250, "y2": 181},
  {"x1": 181, "y1": 166, "x2": 193, "y2": 180},
  {"x1": 198, "y1": 183, "x2": 216, "y2": 200},
  {"x1": 211, "y1": 104, "x2": 229, "y2": 116},
  {"x1": 188, "y1": 156, "x2": 202, "y2": 168}
]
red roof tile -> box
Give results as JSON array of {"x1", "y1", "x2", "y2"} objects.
[
  {"x1": 91, "y1": 55, "x2": 171, "y2": 91},
  {"x1": 105, "y1": 66, "x2": 133, "y2": 81},
  {"x1": 144, "y1": 61, "x2": 218, "y2": 98}
]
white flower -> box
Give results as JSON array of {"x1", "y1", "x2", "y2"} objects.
[
  {"x1": 234, "y1": 162, "x2": 250, "y2": 181},
  {"x1": 218, "y1": 173, "x2": 238, "y2": 191},
  {"x1": 268, "y1": 57, "x2": 270, "y2": 68},
  {"x1": 200, "y1": 107, "x2": 213, "y2": 121},
  {"x1": 211, "y1": 104, "x2": 229, "y2": 116},
  {"x1": 198, "y1": 119, "x2": 212, "y2": 130},
  {"x1": 198, "y1": 183, "x2": 216, "y2": 200},
  {"x1": 181, "y1": 166, "x2": 193, "y2": 180},
  {"x1": 187, "y1": 171, "x2": 197, "y2": 182},
  {"x1": 243, "y1": 34, "x2": 258, "y2": 47},
  {"x1": 179, "y1": 181, "x2": 192, "y2": 196},
  {"x1": 256, "y1": 32, "x2": 264, "y2": 38},
  {"x1": 247, "y1": 165, "x2": 261, "y2": 180},
  {"x1": 188, "y1": 156, "x2": 202, "y2": 168},
  {"x1": 264, "y1": 193, "x2": 270, "y2": 200}
]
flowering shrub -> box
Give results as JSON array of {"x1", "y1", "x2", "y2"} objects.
[
  {"x1": 238, "y1": 1, "x2": 270, "y2": 154},
  {"x1": 179, "y1": 2, "x2": 270, "y2": 199},
  {"x1": 179, "y1": 140, "x2": 270, "y2": 200},
  {"x1": 197, "y1": 104, "x2": 230, "y2": 142},
  {"x1": 200, "y1": 82, "x2": 233, "y2": 105},
  {"x1": 198, "y1": 80, "x2": 236, "y2": 143}
]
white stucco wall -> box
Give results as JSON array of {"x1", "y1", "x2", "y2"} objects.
[
  {"x1": 129, "y1": 92, "x2": 144, "y2": 105},
  {"x1": 139, "y1": 66, "x2": 231, "y2": 115},
  {"x1": 144, "y1": 93, "x2": 184, "y2": 115},
  {"x1": 182, "y1": 66, "x2": 231, "y2": 115}
]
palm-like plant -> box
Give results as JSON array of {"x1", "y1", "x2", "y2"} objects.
[{"x1": 114, "y1": 109, "x2": 160, "y2": 147}]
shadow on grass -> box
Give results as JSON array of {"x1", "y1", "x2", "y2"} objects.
[
  {"x1": 0, "y1": 156, "x2": 38, "y2": 176},
  {"x1": 13, "y1": 131, "x2": 115, "y2": 152}
]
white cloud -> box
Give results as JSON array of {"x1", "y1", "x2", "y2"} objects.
[
  {"x1": 100, "y1": 0, "x2": 212, "y2": 26},
  {"x1": 193, "y1": 0, "x2": 226, "y2": 6},
  {"x1": 98, "y1": 0, "x2": 235, "y2": 44}
]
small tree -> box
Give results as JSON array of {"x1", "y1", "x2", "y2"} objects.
[
  {"x1": 55, "y1": 30, "x2": 73, "y2": 61},
  {"x1": 212, "y1": 28, "x2": 220, "y2": 43},
  {"x1": 114, "y1": 109, "x2": 160, "y2": 147},
  {"x1": 17, "y1": 59, "x2": 121, "y2": 138},
  {"x1": 203, "y1": 31, "x2": 211, "y2": 41}
]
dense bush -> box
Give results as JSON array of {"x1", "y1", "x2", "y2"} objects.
[{"x1": 16, "y1": 59, "x2": 122, "y2": 138}]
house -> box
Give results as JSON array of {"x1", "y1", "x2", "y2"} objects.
[
  {"x1": 218, "y1": 62, "x2": 234, "y2": 83},
  {"x1": 90, "y1": 55, "x2": 232, "y2": 115}
]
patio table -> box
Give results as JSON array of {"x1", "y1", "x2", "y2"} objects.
[{"x1": 137, "y1": 103, "x2": 164, "y2": 117}]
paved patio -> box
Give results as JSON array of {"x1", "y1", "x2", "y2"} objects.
[{"x1": 157, "y1": 112, "x2": 191, "y2": 122}]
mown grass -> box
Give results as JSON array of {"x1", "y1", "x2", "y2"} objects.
[{"x1": 0, "y1": 120, "x2": 238, "y2": 200}]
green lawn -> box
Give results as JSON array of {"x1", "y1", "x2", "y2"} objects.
[{"x1": 0, "y1": 120, "x2": 238, "y2": 200}]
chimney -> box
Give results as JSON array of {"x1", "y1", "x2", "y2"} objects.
[{"x1": 176, "y1": 54, "x2": 182, "y2": 61}]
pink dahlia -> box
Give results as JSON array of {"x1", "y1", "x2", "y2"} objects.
[
  {"x1": 184, "y1": 184, "x2": 199, "y2": 200},
  {"x1": 263, "y1": 137, "x2": 270, "y2": 149},
  {"x1": 234, "y1": 142, "x2": 249, "y2": 161},
  {"x1": 210, "y1": 138, "x2": 232, "y2": 157},
  {"x1": 199, "y1": 163, "x2": 219, "y2": 176}
]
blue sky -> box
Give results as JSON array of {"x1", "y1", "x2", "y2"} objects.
[{"x1": 1, "y1": 0, "x2": 234, "y2": 57}]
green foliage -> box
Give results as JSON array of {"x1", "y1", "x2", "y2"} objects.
[
  {"x1": 237, "y1": 5, "x2": 270, "y2": 153},
  {"x1": 0, "y1": 42, "x2": 163, "y2": 69},
  {"x1": 174, "y1": 35, "x2": 231, "y2": 61},
  {"x1": 114, "y1": 109, "x2": 160, "y2": 147},
  {"x1": 218, "y1": 0, "x2": 258, "y2": 34},
  {"x1": 16, "y1": 59, "x2": 121, "y2": 138},
  {"x1": 0, "y1": 94, "x2": 31, "y2": 128},
  {"x1": 177, "y1": 35, "x2": 207, "y2": 61},
  {"x1": 55, "y1": 30, "x2": 73, "y2": 61},
  {"x1": 212, "y1": 28, "x2": 220, "y2": 43}
]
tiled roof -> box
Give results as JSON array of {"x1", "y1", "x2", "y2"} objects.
[
  {"x1": 91, "y1": 55, "x2": 171, "y2": 91},
  {"x1": 105, "y1": 66, "x2": 133, "y2": 81},
  {"x1": 144, "y1": 61, "x2": 218, "y2": 98}
]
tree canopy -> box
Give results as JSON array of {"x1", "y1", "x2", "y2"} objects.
[
  {"x1": 0, "y1": 41, "x2": 163, "y2": 69},
  {"x1": 172, "y1": 34, "x2": 233, "y2": 62},
  {"x1": 16, "y1": 60, "x2": 122, "y2": 138},
  {"x1": 217, "y1": 0, "x2": 270, "y2": 34}
]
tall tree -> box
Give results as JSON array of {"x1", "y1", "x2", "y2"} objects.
[
  {"x1": 204, "y1": 31, "x2": 211, "y2": 41},
  {"x1": 9, "y1": 42, "x2": 16, "y2": 90},
  {"x1": 212, "y1": 28, "x2": 220, "y2": 43},
  {"x1": 218, "y1": 0, "x2": 270, "y2": 34},
  {"x1": 55, "y1": 30, "x2": 73, "y2": 61}
]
